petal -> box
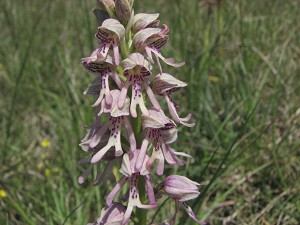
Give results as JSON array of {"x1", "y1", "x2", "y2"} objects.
[
  {"x1": 83, "y1": 76, "x2": 101, "y2": 96},
  {"x1": 119, "y1": 153, "x2": 132, "y2": 177},
  {"x1": 111, "y1": 70, "x2": 122, "y2": 89},
  {"x1": 113, "y1": 43, "x2": 120, "y2": 66},
  {"x1": 97, "y1": 42, "x2": 111, "y2": 61},
  {"x1": 106, "y1": 176, "x2": 128, "y2": 206},
  {"x1": 174, "y1": 151, "x2": 192, "y2": 158},
  {"x1": 145, "y1": 46, "x2": 154, "y2": 64},
  {"x1": 130, "y1": 80, "x2": 149, "y2": 117},
  {"x1": 144, "y1": 81, "x2": 161, "y2": 110},
  {"x1": 124, "y1": 117, "x2": 137, "y2": 150},
  {"x1": 90, "y1": 120, "x2": 111, "y2": 148},
  {"x1": 133, "y1": 13, "x2": 160, "y2": 31},
  {"x1": 78, "y1": 163, "x2": 93, "y2": 184},
  {"x1": 152, "y1": 73, "x2": 187, "y2": 95},
  {"x1": 98, "y1": 202, "x2": 126, "y2": 224},
  {"x1": 162, "y1": 57, "x2": 185, "y2": 68},
  {"x1": 118, "y1": 79, "x2": 131, "y2": 109},
  {"x1": 181, "y1": 202, "x2": 206, "y2": 225},
  {"x1": 133, "y1": 28, "x2": 161, "y2": 49},
  {"x1": 101, "y1": 19, "x2": 125, "y2": 41},
  {"x1": 150, "y1": 48, "x2": 185, "y2": 68},
  {"x1": 121, "y1": 206, "x2": 133, "y2": 225},
  {"x1": 93, "y1": 160, "x2": 116, "y2": 185},
  {"x1": 142, "y1": 109, "x2": 171, "y2": 129},
  {"x1": 144, "y1": 176, "x2": 156, "y2": 204},
  {"x1": 91, "y1": 142, "x2": 113, "y2": 163},
  {"x1": 165, "y1": 95, "x2": 195, "y2": 127},
  {"x1": 107, "y1": 90, "x2": 130, "y2": 117},
  {"x1": 135, "y1": 138, "x2": 149, "y2": 171},
  {"x1": 166, "y1": 175, "x2": 201, "y2": 187},
  {"x1": 147, "y1": 145, "x2": 165, "y2": 175}
]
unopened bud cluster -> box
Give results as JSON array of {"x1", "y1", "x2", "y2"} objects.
[{"x1": 79, "y1": 1, "x2": 205, "y2": 224}]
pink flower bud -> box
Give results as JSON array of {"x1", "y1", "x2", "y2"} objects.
[
  {"x1": 115, "y1": 0, "x2": 132, "y2": 22},
  {"x1": 163, "y1": 175, "x2": 200, "y2": 202},
  {"x1": 98, "y1": 0, "x2": 116, "y2": 18}
]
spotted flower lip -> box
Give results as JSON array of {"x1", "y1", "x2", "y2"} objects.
[
  {"x1": 88, "y1": 90, "x2": 136, "y2": 164},
  {"x1": 88, "y1": 202, "x2": 126, "y2": 225},
  {"x1": 96, "y1": 19, "x2": 125, "y2": 65},
  {"x1": 117, "y1": 53, "x2": 161, "y2": 117},
  {"x1": 132, "y1": 13, "x2": 160, "y2": 32},
  {"x1": 152, "y1": 73, "x2": 195, "y2": 127},
  {"x1": 89, "y1": 114, "x2": 136, "y2": 164}
]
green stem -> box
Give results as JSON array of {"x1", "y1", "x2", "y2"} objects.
[{"x1": 120, "y1": 38, "x2": 129, "y2": 59}]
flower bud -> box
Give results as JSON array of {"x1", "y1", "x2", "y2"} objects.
[
  {"x1": 115, "y1": 0, "x2": 132, "y2": 22},
  {"x1": 98, "y1": 0, "x2": 116, "y2": 18},
  {"x1": 163, "y1": 175, "x2": 200, "y2": 202}
]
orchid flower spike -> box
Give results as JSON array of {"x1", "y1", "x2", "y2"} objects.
[
  {"x1": 96, "y1": 18, "x2": 125, "y2": 65},
  {"x1": 80, "y1": 2, "x2": 205, "y2": 225},
  {"x1": 118, "y1": 53, "x2": 161, "y2": 117},
  {"x1": 153, "y1": 73, "x2": 195, "y2": 127},
  {"x1": 133, "y1": 25, "x2": 185, "y2": 74}
]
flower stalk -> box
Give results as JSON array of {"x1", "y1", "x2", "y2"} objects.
[{"x1": 78, "y1": 2, "x2": 206, "y2": 225}]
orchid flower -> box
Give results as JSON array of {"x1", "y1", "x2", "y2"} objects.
[
  {"x1": 163, "y1": 175, "x2": 206, "y2": 225},
  {"x1": 133, "y1": 25, "x2": 185, "y2": 74},
  {"x1": 118, "y1": 53, "x2": 161, "y2": 117},
  {"x1": 152, "y1": 73, "x2": 195, "y2": 127},
  {"x1": 135, "y1": 109, "x2": 192, "y2": 175},
  {"x1": 89, "y1": 90, "x2": 136, "y2": 164},
  {"x1": 82, "y1": 50, "x2": 122, "y2": 110},
  {"x1": 106, "y1": 150, "x2": 157, "y2": 225},
  {"x1": 78, "y1": 125, "x2": 121, "y2": 185},
  {"x1": 96, "y1": 18, "x2": 125, "y2": 65}
]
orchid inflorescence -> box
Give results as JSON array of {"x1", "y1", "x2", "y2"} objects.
[{"x1": 79, "y1": 1, "x2": 205, "y2": 225}]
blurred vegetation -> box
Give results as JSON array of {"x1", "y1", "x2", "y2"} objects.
[{"x1": 0, "y1": 0, "x2": 299, "y2": 224}]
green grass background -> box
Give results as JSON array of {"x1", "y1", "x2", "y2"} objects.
[{"x1": 1, "y1": 0, "x2": 299, "y2": 224}]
